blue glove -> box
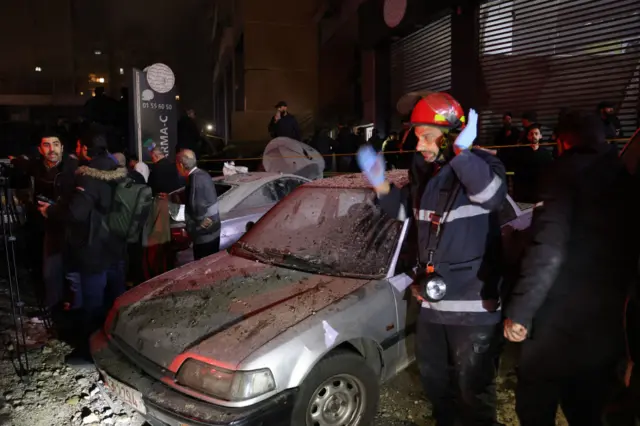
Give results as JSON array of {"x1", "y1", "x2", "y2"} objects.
[
  {"x1": 454, "y1": 108, "x2": 478, "y2": 152},
  {"x1": 356, "y1": 145, "x2": 386, "y2": 187}
]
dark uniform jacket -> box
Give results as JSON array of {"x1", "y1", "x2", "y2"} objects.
[{"x1": 379, "y1": 148, "x2": 507, "y2": 325}]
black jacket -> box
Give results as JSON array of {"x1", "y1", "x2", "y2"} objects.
[
  {"x1": 11, "y1": 155, "x2": 78, "y2": 252},
  {"x1": 148, "y1": 157, "x2": 182, "y2": 196},
  {"x1": 185, "y1": 168, "x2": 220, "y2": 245},
  {"x1": 506, "y1": 144, "x2": 639, "y2": 368},
  {"x1": 511, "y1": 145, "x2": 554, "y2": 203},
  {"x1": 379, "y1": 148, "x2": 507, "y2": 325},
  {"x1": 268, "y1": 113, "x2": 301, "y2": 141},
  {"x1": 48, "y1": 154, "x2": 128, "y2": 273},
  {"x1": 602, "y1": 115, "x2": 623, "y2": 139}
]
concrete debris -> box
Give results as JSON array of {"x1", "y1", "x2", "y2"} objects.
[{"x1": 82, "y1": 412, "x2": 99, "y2": 424}]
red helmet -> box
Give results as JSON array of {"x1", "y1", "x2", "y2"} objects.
[{"x1": 409, "y1": 92, "x2": 465, "y2": 130}]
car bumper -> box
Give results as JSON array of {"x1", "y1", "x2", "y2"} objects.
[{"x1": 90, "y1": 330, "x2": 298, "y2": 426}]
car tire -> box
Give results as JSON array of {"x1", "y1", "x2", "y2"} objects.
[{"x1": 290, "y1": 349, "x2": 380, "y2": 426}]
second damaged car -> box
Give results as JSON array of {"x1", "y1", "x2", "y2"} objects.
[{"x1": 91, "y1": 170, "x2": 531, "y2": 426}]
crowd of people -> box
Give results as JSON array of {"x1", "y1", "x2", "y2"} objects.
[
  {"x1": 357, "y1": 91, "x2": 639, "y2": 426},
  {"x1": 8, "y1": 122, "x2": 221, "y2": 366}
]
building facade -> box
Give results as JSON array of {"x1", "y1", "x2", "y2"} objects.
[{"x1": 212, "y1": 0, "x2": 639, "y2": 146}]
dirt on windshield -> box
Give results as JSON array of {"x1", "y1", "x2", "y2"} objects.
[{"x1": 318, "y1": 203, "x2": 403, "y2": 276}]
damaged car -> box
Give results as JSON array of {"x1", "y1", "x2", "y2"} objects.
[
  {"x1": 91, "y1": 169, "x2": 532, "y2": 426},
  {"x1": 169, "y1": 172, "x2": 310, "y2": 265}
]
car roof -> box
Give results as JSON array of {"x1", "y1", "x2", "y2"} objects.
[
  {"x1": 213, "y1": 172, "x2": 304, "y2": 185},
  {"x1": 304, "y1": 169, "x2": 410, "y2": 189},
  {"x1": 213, "y1": 172, "x2": 311, "y2": 212}
]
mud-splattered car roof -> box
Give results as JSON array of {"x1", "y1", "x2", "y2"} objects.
[{"x1": 305, "y1": 170, "x2": 410, "y2": 189}]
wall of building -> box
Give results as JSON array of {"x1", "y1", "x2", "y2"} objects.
[
  {"x1": 229, "y1": 0, "x2": 319, "y2": 143},
  {"x1": 318, "y1": 12, "x2": 360, "y2": 125}
]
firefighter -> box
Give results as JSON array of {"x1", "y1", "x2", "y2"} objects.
[{"x1": 357, "y1": 92, "x2": 507, "y2": 426}]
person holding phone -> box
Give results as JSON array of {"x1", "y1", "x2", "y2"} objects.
[{"x1": 11, "y1": 131, "x2": 78, "y2": 322}]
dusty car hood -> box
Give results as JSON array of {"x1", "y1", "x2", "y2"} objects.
[{"x1": 110, "y1": 251, "x2": 370, "y2": 370}]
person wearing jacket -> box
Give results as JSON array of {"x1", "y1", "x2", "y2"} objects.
[
  {"x1": 503, "y1": 111, "x2": 640, "y2": 426},
  {"x1": 358, "y1": 92, "x2": 507, "y2": 426},
  {"x1": 268, "y1": 101, "x2": 301, "y2": 141},
  {"x1": 511, "y1": 123, "x2": 554, "y2": 203},
  {"x1": 38, "y1": 129, "x2": 128, "y2": 362},
  {"x1": 11, "y1": 132, "x2": 78, "y2": 316},
  {"x1": 176, "y1": 149, "x2": 220, "y2": 260}
]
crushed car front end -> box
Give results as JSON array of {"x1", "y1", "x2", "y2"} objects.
[{"x1": 90, "y1": 330, "x2": 297, "y2": 426}]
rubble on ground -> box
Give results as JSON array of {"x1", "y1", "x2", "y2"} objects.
[{"x1": 0, "y1": 320, "x2": 145, "y2": 426}]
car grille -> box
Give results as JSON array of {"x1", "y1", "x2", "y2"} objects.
[{"x1": 111, "y1": 335, "x2": 177, "y2": 382}]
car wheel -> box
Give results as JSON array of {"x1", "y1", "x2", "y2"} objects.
[{"x1": 290, "y1": 349, "x2": 379, "y2": 426}]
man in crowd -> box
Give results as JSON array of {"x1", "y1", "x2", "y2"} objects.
[
  {"x1": 504, "y1": 111, "x2": 639, "y2": 425},
  {"x1": 494, "y1": 112, "x2": 520, "y2": 172},
  {"x1": 128, "y1": 154, "x2": 149, "y2": 183},
  {"x1": 358, "y1": 92, "x2": 507, "y2": 426},
  {"x1": 142, "y1": 147, "x2": 181, "y2": 279},
  {"x1": 493, "y1": 112, "x2": 517, "y2": 145},
  {"x1": 10, "y1": 131, "x2": 78, "y2": 321},
  {"x1": 368, "y1": 128, "x2": 384, "y2": 152},
  {"x1": 335, "y1": 122, "x2": 359, "y2": 172},
  {"x1": 598, "y1": 100, "x2": 623, "y2": 139},
  {"x1": 113, "y1": 153, "x2": 145, "y2": 184},
  {"x1": 268, "y1": 101, "x2": 301, "y2": 141},
  {"x1": 512, "y1": 123, "x2": 553, "y2": 203},
  {"x1": 38, "y1": 129, "x2": 128, "y2": 363},
  {"x1": 148, "y1": 147, "x2": 182, "y2": 196},
  {"x1": 176, "y1": 149, "x2": 220, "y2": 260}
]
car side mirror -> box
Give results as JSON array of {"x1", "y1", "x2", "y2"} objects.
[{"x1": 246, "y1": 221, "x2": 254, "y2": 232}]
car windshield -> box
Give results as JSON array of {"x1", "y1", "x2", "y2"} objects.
[{"x1": 232, "y1": 187, "x2": 404, "y2": 278}]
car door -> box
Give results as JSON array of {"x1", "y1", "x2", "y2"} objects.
[{"x1": 386, "y1": 222, "x2": 420, "y2": 376}]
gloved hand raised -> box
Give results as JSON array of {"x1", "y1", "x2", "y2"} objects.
[
  {"x1": 356, "y1": 145, "x2": 386, "y2": 188},
  {"x1": 454, "y1": 108, "x2": 478, "y2": 153}
]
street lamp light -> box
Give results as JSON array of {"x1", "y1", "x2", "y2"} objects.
[{"x1": 35, "y1": 66, "x2": 42, "y2": 72}]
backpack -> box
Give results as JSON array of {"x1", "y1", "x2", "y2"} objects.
[{"x1": 104, "y1": 178, "x2": 154, "y2": 243}]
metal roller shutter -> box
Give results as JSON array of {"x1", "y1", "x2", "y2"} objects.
[
  {"x1": 390, "y1": 14, "x2": 452, "y2": 111},
  {"x1": 478, "y1": 0, "x2": 640, "y2": 145}
]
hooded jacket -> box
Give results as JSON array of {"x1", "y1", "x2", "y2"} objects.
[
  {"x1": 48, "y1": 153, "x2": 128, "y2": 273},
  {"x1": 379, "y1": 146, "x2": 507, "y2": 325}
]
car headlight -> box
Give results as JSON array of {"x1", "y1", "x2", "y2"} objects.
[{"x1": 176, "y1": 359, "x2": 276, "y2": 401}]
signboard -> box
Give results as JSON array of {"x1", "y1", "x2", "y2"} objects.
[{"x1": 131, "y1": 63, "x2": 177, "y2": 162}]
